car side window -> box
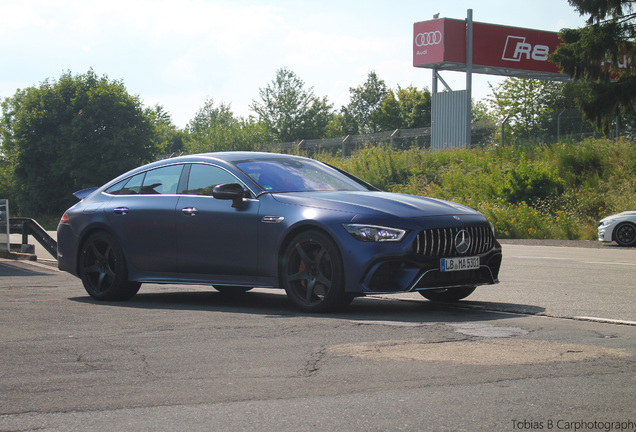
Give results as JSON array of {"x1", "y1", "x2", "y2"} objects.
[
  {"x1": 184, "y1": 164, "x2": 243, "y2": 196},
  {"x1": 105, "y1": 173, "x2": 145, "y2": 195},
  {"x1": 139, "y1": 165, "x2": 183, "y2": 195}
]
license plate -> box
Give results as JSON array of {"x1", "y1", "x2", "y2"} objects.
[{"x1": 440, "y1": 256, "x2": 480, "y2": 272}]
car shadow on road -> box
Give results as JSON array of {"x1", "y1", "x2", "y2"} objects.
[
  {"x1": 69, "y1": 287, "x2": 545, "y2": 325},
  {"x1": 0, "y1": 261, "x2": 51, "y2": 277}
]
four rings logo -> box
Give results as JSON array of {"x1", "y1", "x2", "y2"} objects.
[{"x1": 415, "y1": 31, "x2": 443, "y2": 47}]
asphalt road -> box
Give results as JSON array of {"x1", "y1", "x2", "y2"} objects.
[{"x1": 1, "y1": 242, "x2": 635, "y2": 432}]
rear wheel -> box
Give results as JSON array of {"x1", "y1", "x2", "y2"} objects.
[
  {"x1": 281, "y1": 231, "x2": 352, "y2": 312},
  {"x1": 79, "y1": 231, "x2": 140, "y2": 300},
  {"x1": 614, "y1": 222, "x2": 636, "y2": 246},
  {"x1": 419, "y1": 286, "x2": 476, "y2": 302}
]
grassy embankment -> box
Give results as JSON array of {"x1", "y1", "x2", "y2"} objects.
[{"x1": 314, "y1": 138, "x2": 636, "y2": 240}]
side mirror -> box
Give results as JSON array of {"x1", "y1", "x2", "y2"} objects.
[{"x1": 212, "y1": 183, "x2": 248, "y2": 208}]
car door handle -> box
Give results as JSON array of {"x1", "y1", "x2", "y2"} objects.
[
  {"x1": 181, "y1": 207, "x2": 198, "y2": 216},
  {"x1": 113, "y1": 207, "x2": 129, "y2": 215}
]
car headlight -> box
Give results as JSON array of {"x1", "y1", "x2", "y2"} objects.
[
  {"x1": 598, "y1": 220, "x2": 611, "y2": 227},
  {"x1": 343, "y1": 224, "x2": 407, "y2": 242}
]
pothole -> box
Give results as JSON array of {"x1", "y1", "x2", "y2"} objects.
[
  {"x1": 329, "y1": 338, "x2": 631, "y2": 365},
  {"x1": 349, "y1": 320, "x2": 434, "y2": 327},
  {"x1": 449, "y1": 323, "x2": 529, "y2": 338}
]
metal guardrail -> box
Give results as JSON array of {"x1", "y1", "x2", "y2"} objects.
[{"x1": 8, "y1": 218, "x2": 58, "y2": 260}]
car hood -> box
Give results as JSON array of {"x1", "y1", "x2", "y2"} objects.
[
  {"x1": 601, "y1": 210, "x2": 636, "y2": 222},
  {"x1": 271, "y1": 191, "x2": 481, "y2": 218}
]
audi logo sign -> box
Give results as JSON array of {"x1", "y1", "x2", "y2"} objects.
[
  {"x1": 415, "y1": 31, "x2": 442, "y2": 47},
  {"x1": 413, "y1": 18, "x2": 564, "y2": 78}
]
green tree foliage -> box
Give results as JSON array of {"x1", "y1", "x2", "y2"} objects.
[
  {"x1": 0, "y1": 70, "x2": 156, "y2": 217},
  {"x1": 374, "y1": 85, "x2": 432, "y2": 131},
  {"x1": 551, "y1": 0, "x2": 636, "y2": 130},
  {"x1": 145, "y1": 105, "x2": 186, "y2": 156},
  {"x1": 185, "y1": 99, "x2": 265, "y2": 153},
  {"x1": 343, "y1": 71, "x2": 389, "y2": 134},
  {"x1": 250, "y1": 68, "x2": 333, "y2": 142},
  {"x1": 488, "y1": 78, "x2": 568, "y2": 139},
  {"x1": 471, "y1": 100, "x2": 498, "y2": 147}
]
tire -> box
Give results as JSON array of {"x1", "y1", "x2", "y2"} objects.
[
  {"x1": 419, "y1": 286, "x2": 476, "y2": 302},
  {"x1": 79, "y1": 231, "x2": 141, "y2": 301},
  {"x1": 614, "y1": 222, "x2": 636, "y2": 247},
  {"x1": 214, "y1": 286, "x2": 253, "y2": 294},
  {"x1": 281, "y1": 231, "x2": 352, "y2": 312}
]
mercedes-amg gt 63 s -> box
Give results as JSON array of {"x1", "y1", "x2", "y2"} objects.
[{"x1": 58, "y1": 152, "x2": 502, "y2": 312}]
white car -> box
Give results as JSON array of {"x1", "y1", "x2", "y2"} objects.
[{"x1": 598, "y1": 211, "x2": 636, "y2": 246}]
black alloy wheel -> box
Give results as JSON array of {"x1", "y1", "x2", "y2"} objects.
[
  {"x1": 419, "y1": 286, "x2": 476, "y2": 302},
  {"x1": 79, "y1": 231, "x2": 141, "y2": 300},
  {"x1": 614, "y1": 222, "x2": 636, "y2": 247},
  {"x1": 281, "y1": 231, "x2": 352, "y2": 312}
]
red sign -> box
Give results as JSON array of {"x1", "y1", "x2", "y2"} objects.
[{"x1": 413, "y1": 18, "x2": 565, "y2": 79}]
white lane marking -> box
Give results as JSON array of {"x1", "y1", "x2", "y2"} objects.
[
  {"x1": 574, "y1": 316, "x2": 636, "y2": 326},
  {"x1": 583, "y1": 261, "x2": 636, "y2": 266},
  {"x1": 510, "y1": 255, "x2": 636, "y2": 266}
]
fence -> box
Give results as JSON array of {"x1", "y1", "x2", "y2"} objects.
[
  {"x1": 261, "y1": 120, "x2": 633, "y2": 158},
  {"x1": 0, "y1": 199, "x2": 9, "y2": 251},
  {"x1": 263, "y1": 122, "x2": 498, "y2": 158}
]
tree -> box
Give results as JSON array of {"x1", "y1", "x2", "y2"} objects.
[
  {"x1": 551, "y1": 0, "x2": 636, "y2": 130},
  {"x1": 344, "y1": 71, "x2": 389, "y2": 134},
  {"x1": 250, "y1": 68, "x2": 333, "y2": 142},
  {"x1": 145, "y1": 105, "x2": 187, "y2": 156},
  {"x1": 184, "y1": 98, "x2": 265, "y2": 153},
  {"x1": 487, "y1": 77, "x2": 598, "y2": 142},
  {"x1": 0, "y1": 70, "x2": 157, "y2": 217},
  {"x1": 471, "y1": 100, "x2": 498, "y2": 147},
  {"x1": 374, "y1": 85, "x2": 432, "y2": 131},
  {"x1": 488, "y1": 78, "x2": 569, "y2": 140}
]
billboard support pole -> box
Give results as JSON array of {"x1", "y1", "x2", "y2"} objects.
[
  {"x1": 432, "y1": 68, "x2": 437, "y2": 94},
  {"x1": 466, "y1": 9, "x2": 473, "y2": 146}
]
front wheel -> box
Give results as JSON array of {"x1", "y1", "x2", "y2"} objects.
[
  {"x1": 614, "y1": 222, "x2": 636, "y2": 247},
  {"x1": 281, "y1": 231, "x2": 352, "y2": 312},
  {"x1": 419, "y1": 286, "x2": 476, "y2": 302},
  {"x1": 79, "y1": 231, "x2": 140, "y2": 301}
]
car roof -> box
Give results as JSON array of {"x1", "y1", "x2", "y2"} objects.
[
  {"x1": 98, "y1": 152, "x2": 315, "y2": 190},
  {"x1": 169, "y1": 151, "x2": 310, "y2": 163}
]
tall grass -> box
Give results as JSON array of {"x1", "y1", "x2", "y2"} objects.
[{"x1": 312, "y1": 138, "x2": 636, "y2": 240}]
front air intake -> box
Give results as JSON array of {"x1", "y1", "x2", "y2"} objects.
[{"x1": 414, "y1": 225, "x2": 495, "y2": 257}]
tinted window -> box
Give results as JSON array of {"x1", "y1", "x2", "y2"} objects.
[
  {"x1": 140, "y1": 165, "x2": 183, "y2": 194},
  {"x1": 235, "y1": 157, "x2": 368, "y2": 192},
  {"x1": 105, "y1": 173, "x2": 145, "y2": 195},
  {"x1": 184, "y1": 164, "x2": 242, "y2": 196},
  {"x1": 123, "y1": 173, "x2": 145, "y2": 194},
  {"x1": 106, "y1": 165, "x2": 183, "y2": 195}
]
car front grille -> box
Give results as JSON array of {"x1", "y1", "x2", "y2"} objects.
[{"x1": 414, "y1": 225, "x2": 495, "y2": 257}]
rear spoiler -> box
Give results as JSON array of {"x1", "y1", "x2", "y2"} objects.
[{"x1": 73, "y1": 187, "x2": 98, "y2": 200}]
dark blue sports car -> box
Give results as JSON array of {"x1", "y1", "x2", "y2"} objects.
[{"x1": 57, "y1": 152, "x2": 502, "y2": 312}]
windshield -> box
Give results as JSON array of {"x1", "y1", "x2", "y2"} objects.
[{"x1": 234, "y1": 157, "x2": 370, "y2": 193}]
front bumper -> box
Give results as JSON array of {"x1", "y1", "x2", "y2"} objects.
[
  {"x1": 598, "y1": 220, "x2": 616, "y2": 242},
  {"x1": 340, "y1": 221, "x2": 502, "y2": 294},
  {"x1": 360, "y1": 248, "x2": 502, "y2": 293}
]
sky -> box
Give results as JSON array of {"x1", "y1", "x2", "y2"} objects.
[{"x1": 0, "y1": 0, "x2": 588, "y2": 128}]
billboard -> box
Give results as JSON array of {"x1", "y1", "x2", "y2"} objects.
[{"x1": 413, "y1": 18, "x2": 567, "y2": 80}]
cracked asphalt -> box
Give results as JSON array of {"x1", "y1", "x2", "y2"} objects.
[{"x1": 1, "y1": 242, "x2": 635, "y2": 431}]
